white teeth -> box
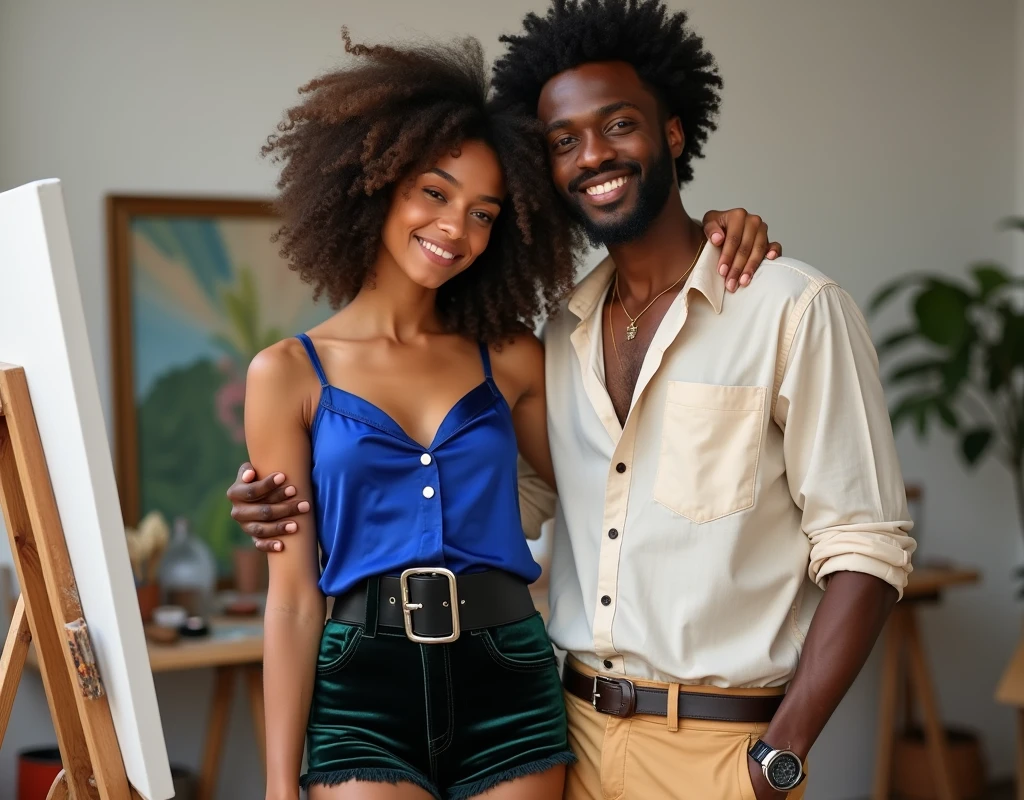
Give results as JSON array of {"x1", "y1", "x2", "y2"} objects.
[
  {"x1": 586, "y1": 176, "x2": 629, "y2": 196},
  {"x1": 417, "y1": 238, "x2": 456, "y2": 260}
]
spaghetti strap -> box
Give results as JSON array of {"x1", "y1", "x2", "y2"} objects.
[
  {"x1": 477, "y1": 342, "x2": 493, "y2": 381},
  {"x1": 296, "y1": 333, "x2": 329, "y2": 387}
]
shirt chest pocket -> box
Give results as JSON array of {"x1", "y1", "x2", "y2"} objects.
[{"x1": 652, "y1": 382, "x2": 767, "y2": 524}]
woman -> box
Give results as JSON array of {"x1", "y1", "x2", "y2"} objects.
[{"x1": 244, "y1": 29, "x2": 777, "y2": 800}]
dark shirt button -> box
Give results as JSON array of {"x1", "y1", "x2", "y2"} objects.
[
  {"x1": 608, "y1": 528, "x2": 619, "y2": 539},
  {"x1": 601, "y1": 595, "x2": 611, "y2": 606},
  {"x1": 604, "y1": 660, "x2": 613, "y2": 669},
  {"x1": 616, "y1": 462, "x2": 627, "y2": 473}
]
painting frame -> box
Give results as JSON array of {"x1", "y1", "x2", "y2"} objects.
[
  {"x1": 108, "y1": 195, "x2": 274, "y2": 528},
  {"x1": 107, "y1": 195, "x2": 331, "y2": 574}
]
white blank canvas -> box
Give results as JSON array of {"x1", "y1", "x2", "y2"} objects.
[{"x1": 0, "y1": 179, "x2": 173, "y2": 800}]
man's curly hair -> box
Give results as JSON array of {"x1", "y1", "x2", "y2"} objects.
[
  {"x1": 491, "y1": 0, "x2": 722, "y2": 186},
  {"x1": 262, "y1": 29, "x2": 582, "y2": 343}
]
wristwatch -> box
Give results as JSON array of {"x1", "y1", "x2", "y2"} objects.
[{"x1": 748, "y1": 739, "x2": 805, "y2": 792}]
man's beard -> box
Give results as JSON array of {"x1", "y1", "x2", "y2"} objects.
[{"x1": 566, "y1": 141, "x2": 676, "y2": 247}]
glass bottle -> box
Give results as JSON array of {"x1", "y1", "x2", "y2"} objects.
[{"x1": 158, "y1": 517, "x2": 216, "y2": 617}]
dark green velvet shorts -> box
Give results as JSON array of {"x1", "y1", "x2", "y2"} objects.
[{"x1": 300, "y1": 609, "x2": 575, "y2": 799}]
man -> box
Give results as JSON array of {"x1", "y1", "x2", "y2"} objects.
[{"x1": 228, "y1": 2, "x2": 915, "y2": 798}]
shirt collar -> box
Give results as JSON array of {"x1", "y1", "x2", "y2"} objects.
[{"x1": 566, "y1": 241, "x2": 725, "y2": 322}]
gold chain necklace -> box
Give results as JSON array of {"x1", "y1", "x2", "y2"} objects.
[
  {"x1": 608, "y1": 292, "x2": 623, "y2": 369},
  {"x1": 614, "y1": 237, "x2": 707, "y2": 341}
]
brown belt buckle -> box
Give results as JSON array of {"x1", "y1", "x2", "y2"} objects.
[{"x1": 591, "y1": 674, "x2": 637, "y2": 717}]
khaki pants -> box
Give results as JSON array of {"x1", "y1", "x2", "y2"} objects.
[{"x1": 562, "y1": 658, "x2": 806, "y2": 800}]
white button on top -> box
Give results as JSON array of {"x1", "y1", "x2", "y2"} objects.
[
  {"x1": 420, "y1": 453, "x2": 432, "y2": 466},
  {"x1": 422, "y1": 486, "x2": 435, "y2": 499}
]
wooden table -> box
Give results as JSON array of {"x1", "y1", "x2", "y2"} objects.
[
  {"x1": 26, "y1": 615, "x2": 264, "y2": 800},
  {"x1": 871, "y1": 565, "x2": 980, "y2": 800}
]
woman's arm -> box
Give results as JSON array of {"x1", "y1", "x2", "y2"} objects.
[
  {"x1": 496, "y1": 333, "x2": 556, "y2": 490},
  {"x1": 244, "y1": 341, "x2": 326, "y2": 800}
]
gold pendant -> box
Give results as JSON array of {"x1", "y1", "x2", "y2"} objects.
[{"x1": 625, "y1": 322, "x2": 638, "y2": 341}]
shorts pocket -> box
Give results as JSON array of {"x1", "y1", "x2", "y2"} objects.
[
  {"x1": 315, "y1": 620, "x2": 363, "y2": 676},
  {"x1": 652, "y1": 382, "x2": 765, "y2": 523},
  {"x1": 473, "y1": 612, "x2": 556, "y2": 672}
]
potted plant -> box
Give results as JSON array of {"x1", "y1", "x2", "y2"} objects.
[
  {"x1": 868, "y1": 217, "x2": 1024, "y2": 798},
  {"x1": 868, "y1": 217, "x2": 1024, "y2": 590}
]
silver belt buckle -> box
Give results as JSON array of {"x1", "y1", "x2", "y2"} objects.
[{"x1": 399, "y1": 567, "x2": 460, "y2": 644}]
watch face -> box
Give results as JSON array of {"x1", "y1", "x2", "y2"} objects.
[{"x1": 767, "y1": 753, "x2": 801, "y2": 789}]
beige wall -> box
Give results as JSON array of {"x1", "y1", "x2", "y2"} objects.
[{"x1": 0, "y1": 1, "x2": 1019, "y2": 797}]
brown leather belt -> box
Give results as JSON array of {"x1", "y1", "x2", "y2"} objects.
[{"x1": 563, "y1": 662, "x2": 784, "y2": 722}]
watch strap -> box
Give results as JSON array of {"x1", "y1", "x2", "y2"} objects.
[{"x1": 748, "y1": 739, "x2": 773, "y2": 764}]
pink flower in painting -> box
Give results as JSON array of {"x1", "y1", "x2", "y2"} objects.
[{"x1": 216, "y1": 358, "x2": 246, "y2": 443}]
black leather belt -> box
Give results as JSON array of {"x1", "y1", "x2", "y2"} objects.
[
  {"x1": 330, "y1": 568, "x2": 536, "y2": 643},
  {"x1": 563, "y1": 662, "x2": 784, "y2": 722}
]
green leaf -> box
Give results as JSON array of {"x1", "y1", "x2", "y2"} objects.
[
  {"x1": 867, "y1": 275, "x2": 923, "y2": 316},
  {"x1": 913, "y1": 284, "x2": 970, "y2": 347},
  {"x1": 889, "y1": 393, "x2": 936, "y2": 435},
  {"x1": 875, "y1": 329, "x2": 917, "y2": 357},
  {"x1": 915, "y1": 404, "x2": 929, "y2": 437},
  {"x1": 971, "y1": 262, "x2": 1011, "y2": 298},
  {"x1": 998, "y1": 216, "x2": 1024, "y2": 235},
  {"x1": 961, "y1": 428, "x2": 993, "y2": 465},
  {"x1": 887, "y1": 358, "x2": 946, "y2": 385},
  {"x1": 984, "y1": 327, "x2": 1016, "y2": 392},
  {"x1": 942, "y1": 346, "x2": 971, "y2": 392},
  {"x1": 935, "y1": 400, "x2": 959, "y2": 430}
]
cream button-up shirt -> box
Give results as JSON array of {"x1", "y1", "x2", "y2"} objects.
[{"x1": 519, "y1": 244, "x2": 916, "y2": 688}]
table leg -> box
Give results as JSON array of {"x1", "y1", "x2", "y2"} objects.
[
  {"x1": 904, "y1": 612, "x2": 957, "y2": 800},
  {"x1": 1016, "y1": 709, "x2": 1024, "y2": 800},
  {"x1": 246, "y1": 665, "x2": 266, "y2": 770},
  {"x1": 198, "y1": 665, "x2": 236, "y2": 800},
  {"x1": 872, "y1": 608, "x2": 904, "y2": 800}
]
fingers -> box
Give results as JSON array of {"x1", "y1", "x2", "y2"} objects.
[
  {"x1": 729, "y1": 218, "x2": 770, "y2": 290},
  {"x1": 236, "y1": 461, "x2": 255, "y2": 484},
  {"x1": 259, "y1": 484, "x2": 299, "y2": 505},
  {"x1": 230, "y1": 498, "x2": 310, "y2": 525},
  {"x1": 767, "y1": 241, "x2": 782, "y2": 260},
  {"x1": 701, "y1": 210, "x2": 728, "y2": 249},
  {"x1": 714, "y1": 210, "x2": 756, "y2": 290},
  {"x1": 226, "y1": 469, "x2": 286, "y2": 503},
  {"x1": 254, "y1": 538, "x2": 284, "y2": 553},
  {"x1": 726, "y1": 218, "x2": 768, "y2": 292},
  {"x1": 241, "y1": 517, "x2": 303, "y2": 551}
]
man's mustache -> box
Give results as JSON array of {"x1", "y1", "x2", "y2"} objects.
[{"x1": 567, "y1": 161, "x2": 642, "y2": 194}]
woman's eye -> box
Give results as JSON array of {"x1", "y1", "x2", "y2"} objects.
[
  {"x1": 472, "y1": 212, "x2": 494, "y2": 223},
  {"x1": 423, "y1": 188, "x2": 445, "y2": 201}
]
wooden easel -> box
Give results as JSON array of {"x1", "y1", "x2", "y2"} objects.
[{"x1": 0, "y1": 363, "x2": 142, "y2": 799}]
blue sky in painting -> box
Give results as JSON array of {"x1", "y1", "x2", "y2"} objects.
[{"x1": 133, "y1": 291, "x2": 222, "y2": 400}]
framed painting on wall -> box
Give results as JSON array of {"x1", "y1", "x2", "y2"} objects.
[{"x1": 107, "y1": 195, "x2": 331, "y2": 575}]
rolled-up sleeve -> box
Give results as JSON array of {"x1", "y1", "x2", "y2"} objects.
[
  {"x1": 518, "y1": 454, "x2": 556, "y2": 540},
  {"x1": 774, "y1": 283, "x2": 916, "y2": 598}
]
